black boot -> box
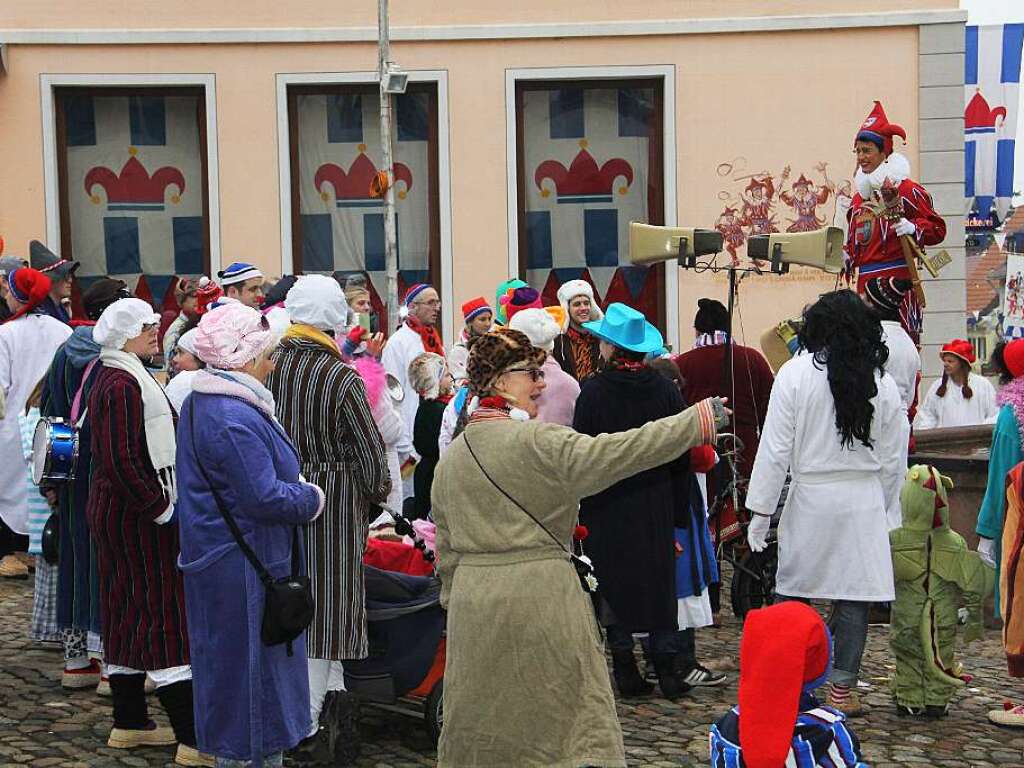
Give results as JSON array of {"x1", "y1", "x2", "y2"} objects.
[
  {"x1": 110, "y1": 673, "x2": 149, "y2": 729},
  {"x1": 331, "y1": 690, "x2": 361, "y2": 766},
  {"x1": 285, "y1": 692, "x2": 337, "y2": 767},
  {"x1": 651, "y1": 653, "x2": 690, "y2": 702},
  {"x1": 155, "y1": 680, "x2": 198, "y2": 748},
  {"x1": 611, "y1": 650, "x2": 654, "y2": 698}
]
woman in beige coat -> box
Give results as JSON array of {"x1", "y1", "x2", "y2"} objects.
[{"x1": 432, "y1": 328, "x2": 726, "y2": 767}]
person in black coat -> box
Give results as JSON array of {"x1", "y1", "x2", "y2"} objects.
[{"x1": 573, "y1": 303, "x2": 692, "y2": 701}]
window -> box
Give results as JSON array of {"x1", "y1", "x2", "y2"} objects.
[
  {"x1": 515, "y1": 79, "x2": 666, "y2": 329},
  {"x1": 54, "y1": 87, "x2": 210, "y2": 311},
  {"x1": 288, "y1": 83, "x2": 441, "y2": 321}
]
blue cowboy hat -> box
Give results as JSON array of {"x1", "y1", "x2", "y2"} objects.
[{"x1": 582, "y1": 302, "x2": 664, "y2": 354}]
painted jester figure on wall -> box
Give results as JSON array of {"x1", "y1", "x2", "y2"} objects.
[{"x1": 845, "y1": 101, "x2": 946, "y2": 344}]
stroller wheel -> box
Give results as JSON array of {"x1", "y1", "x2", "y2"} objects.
[
  {"x1": 425, "y1": 680, "x2": 443, "y2": 746},
  {"x1": 729, "y1": 544, "x2": 777, "y2": 619}
]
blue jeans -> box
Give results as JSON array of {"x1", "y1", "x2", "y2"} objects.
[
  {"x1": 774, "y1": 595, "x2": 869, "y2": 688},
  {"x1": 606, "y1": 625, "x2": 678, "y2": 655}
]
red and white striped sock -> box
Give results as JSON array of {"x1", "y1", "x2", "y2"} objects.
[{"x1": 830, "y1": 682, "x2": 851, "y2": 702}]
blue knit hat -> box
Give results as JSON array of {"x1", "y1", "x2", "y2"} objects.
[{"x1": 217, "y1": 262, "x2": 263, "y2": 287}]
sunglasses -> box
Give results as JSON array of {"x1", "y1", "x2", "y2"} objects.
[{"x1": 507, "y1": 368, "x2": 545, "y2": 382}]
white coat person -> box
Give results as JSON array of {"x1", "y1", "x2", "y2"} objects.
[
  {"x1": 381, "y1": 283, "x2": 443, "y2": 497},
  {"x1": 745, "y1": 290, "x2": 903, "y2": 717},
  {"x1": 0, "y1": 268, "x2": 72, "y2": 537},
  {"x1": 915, "y1": 340, "x2": 998, "y2": 430}
]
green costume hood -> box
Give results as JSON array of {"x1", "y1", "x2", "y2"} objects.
[{"x1": 899, "y1": 464, "x2": 953, "y2": 533}]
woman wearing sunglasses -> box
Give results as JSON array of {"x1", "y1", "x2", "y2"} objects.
[{"x1": 432, "y1": 325, "x2": 727, "y2": 768}]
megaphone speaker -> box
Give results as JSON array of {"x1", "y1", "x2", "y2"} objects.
[
  {"x1": 747, "y1": 226, "x2": 845, "y2": 274},
  {"x1": 629, "y1": 222, "x2": 723, "y2": 266}
]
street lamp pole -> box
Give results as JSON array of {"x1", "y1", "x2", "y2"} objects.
[{"x1": 378, "y1": 0, "x2": 400, "y2": 334}]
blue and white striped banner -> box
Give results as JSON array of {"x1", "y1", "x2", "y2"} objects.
[{"x1": 966, "y1": 24, "x2": 1024, "y2": 221}]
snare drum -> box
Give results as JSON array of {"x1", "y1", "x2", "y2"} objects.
[{"x1": 31, "y1": 417, "x2": 80, "y2": 484}]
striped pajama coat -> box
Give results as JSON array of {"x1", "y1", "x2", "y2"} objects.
[
  {"x1": 86, "y1": 367, "x2": 189, "y2": 670},
  {"x1": 266, "y1": 338, "x2": 389, "y2": 661}
]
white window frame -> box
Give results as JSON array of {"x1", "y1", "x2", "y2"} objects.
[
  {"x1": 275, "y1": 70, "x2": 453, "y2": 345},
  {"x1": 504, "y1": 65, "x2": 678, "y2": 351},
  {"x1": 40, "y1": 73, "x2": 222, "y2": 275}
]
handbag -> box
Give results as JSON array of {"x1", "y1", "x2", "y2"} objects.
[
  {"x1": 462, "y1": 432, "x2": 609, "y2": 624},
  {"x1": 188, "y1": 401, "x2": 314, "y2": 654}
]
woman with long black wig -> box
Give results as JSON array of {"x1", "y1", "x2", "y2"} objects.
[{"x1": 744, "y1": 290, "x2": 905, "y2": 717}]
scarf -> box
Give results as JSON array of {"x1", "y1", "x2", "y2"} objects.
[
  {"x1": 406, "y1": 316, "x2": 445, "y2": 356},
  {"x1": 209, "y1": 369, "x2": 278, "y2": 416},
  {"x1": 606, "y1": 357, "x2": 645, "y2": 372},
  {"x1": 467, "y1": 395, "x2": 530, "y2": 423},
  {"x1": 99, "y1": 347, "x2": 177, "y2": 503},
  {"x1": 998, "y1": 376, "x2": 1024, "y2": 451},
  {"x1": 566, "y1": 326, "x2": 598, "y2": 381},
  {"x1": 283, "y1": 323, "x2": 342, "y2": 360},
  {"x1": 694, "y1": 330, "x2": 731, "y2": 349}
]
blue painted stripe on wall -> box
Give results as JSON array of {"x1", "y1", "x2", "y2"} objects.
[
  {"x1": 526, "y1": 211, "x2": 553, "y2": 270},
  {"x1": 1002, "y1": 23, "x2": 1024, "y2": 84},
  {"x1": 64, "y1": 95, "x2": 97, "y2": 147},
  {"x1": 301, "y1": 214, "x2": 334, "y2": 272},
  {"x1": 103, "y1": 217, "x2": 142, "y2": 275},
  {"x1": 549, "y1": 89, "x2": 585, "y2": 139},
  {"x1": 965, "y1": 139, "x2": 976, "y2": 197},
  {"x1": 997, "y1": 139, "x2": 1016, "y2": 197},
  {"x1": 172, "y1": 216, "x2": 205, "y2": 275},
  {"x1": 327, "y1": 94, "x2": 363, "y2": 143},
  {"x1": 128, "y1": 96, "x2": 166, "y2": 146},
  {"x1": 584, "y1": 209, "x2": 619, "y2": 267},
  {"x1": 965, "y1": 25, "x2": 978, "y2": 85}
]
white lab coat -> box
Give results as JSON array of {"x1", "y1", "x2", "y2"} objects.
[
  {"x1": 915, "y1": 373, "x2": 998, "y2": 430},
  {"x1": 746, "y1": 352, "x2": 902, "y2": 602},
  {"x1": 381, "y1": 324, "x2": 426, "y2": 497},
  {"x1": 880, "y1": 320, "x2": 920, "y2": 414},
  {"x1": 370, "y1": 392, "x2": 406, "y2": 515},
  {"x1": 0, "y1": 314, "x2": 72, "y2": 534}
]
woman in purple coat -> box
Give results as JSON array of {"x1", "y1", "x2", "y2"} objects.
[{"x1": 176, "y1": 303, "x2": 324, "y2": 768}]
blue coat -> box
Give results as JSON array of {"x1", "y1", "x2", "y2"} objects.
[
  {"x1": 675, "y1": 475, "x2": 719, "y2": 600},
  {"x1": 176, "y1": 388, "x2": 322, "y2": 764}
]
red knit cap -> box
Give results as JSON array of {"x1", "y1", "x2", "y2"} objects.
[
  {"x1": 1005, "y1": 339, "x2": 1024, "y2": 380},
  {"x1": 940, "y1": 339, "x2": 975, "y2": 366},
  {"x1": 738, "y1": 602, "x2": 832, "y2": 768},
  {"x1": 855, "y1": 101, "x2": 907, "y2": 156},
  {"x1": 461, "y1": 296, "x2": 492, "y2": 322},
  {"x1": 4, "y1": 267, "x2": 52, "y2": 323}
]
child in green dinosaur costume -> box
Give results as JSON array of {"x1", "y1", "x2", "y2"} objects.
[{"x1": 890, "y1": 464, "x2": 994, "y2": 717}]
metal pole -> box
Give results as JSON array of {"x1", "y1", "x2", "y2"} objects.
[{"x1": 378, "y1": 0, "x2": 400, "y2": 335}]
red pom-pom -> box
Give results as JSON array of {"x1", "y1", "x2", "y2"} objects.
[
  {"x1": 574, "y1": 524, "x2": 589, "y2": 541},
  {"x1": 690, "y1": 444, "x2": 717, "y2": 473},
  {"x1": 347, "y1": 325, "x2": 367, "y2": 344}
]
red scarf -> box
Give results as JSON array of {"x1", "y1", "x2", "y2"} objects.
[
  {"x1": 469, "y1": 395, "x2": 512, "y2": 423},
  {"x1": 435, "y1": 392, "x2": 454, "y2": 406},
  {"x1": 406, "y1": 316, "x2": 445, "y2": 357}
]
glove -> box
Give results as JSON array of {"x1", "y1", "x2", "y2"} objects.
[
  {"x1": 342, "y1": 326, "x2": 367, "y2": 357},
  {"x1": 893, "y1": 217, "x2": 916, "y2": 238},
  {"x1": 978, "y1": 537, "x2": 996, "y2": 568},
  {"x1": 747, "y1": 513, "x2": 771, "y2": 553}
]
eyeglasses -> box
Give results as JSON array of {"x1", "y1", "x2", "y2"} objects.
[
  {"x1": 507, "y1": 368, "x2": 545, "y2": 382},
  {"x1": 415, "y1": 299, "x2": 441, "y2": 308}
]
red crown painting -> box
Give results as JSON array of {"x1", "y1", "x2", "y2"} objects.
[
  {"x1": 315, "y1": 145, "x2": 413, "y2": 208},
  {"x1": 84, "y1": 149, "x2": 186, "y2": 211},
  {"x1": 964, "y1": 90, "x2": 1007, "y2": 135},
  {"x1": 534, "y1": 140, "x2": 633, "y2": 204}
]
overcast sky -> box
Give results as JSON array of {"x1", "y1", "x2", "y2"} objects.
[{"x1": 960, "y1": 0, "x2": 1023, "y2": 204}]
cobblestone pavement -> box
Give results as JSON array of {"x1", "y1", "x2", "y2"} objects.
[{"x1": 2, "y1": 573, "x2": 1024, "y2": 767}]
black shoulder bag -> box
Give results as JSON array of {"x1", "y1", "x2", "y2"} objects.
[
  {"x1": 462, "y1": 431, "x2": 610, "y2": 625},
  {"x1": 188, "y1": 400, "x2": 314, "y2": 655}
]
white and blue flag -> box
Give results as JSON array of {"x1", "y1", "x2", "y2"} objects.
[{"x1": 966, "y1": 24, "x2": 1024, "y2": 221}]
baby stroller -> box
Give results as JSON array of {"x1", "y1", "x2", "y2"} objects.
[{"x1": 344, "y1": 510, "x2": 446, "y2": 744}]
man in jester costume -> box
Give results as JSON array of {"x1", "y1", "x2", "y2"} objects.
[
  {"x1": 889, "y1": 464, "x2": 993, "y2": 717},
  {"x1": 846, "y1": 101, "x2": 946, "y2": 344}
]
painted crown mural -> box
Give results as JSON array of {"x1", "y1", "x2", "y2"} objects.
[
  {"x1": 964, "y1": 90, "x2": 1007, "y2": 134},
  {"x1": 534, "y1": 140, "x2": 633, "y2": 204},
  {"x1": 84, "y1": 148, "x2": 186, "y2": 211},
  {"x1": 315, "y1": 145, "x2": 413, "y2": 208}
]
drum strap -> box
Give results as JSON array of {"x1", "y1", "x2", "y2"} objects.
[{"x1": 70, "y1": 359, "x2": 100, "y2": 427}]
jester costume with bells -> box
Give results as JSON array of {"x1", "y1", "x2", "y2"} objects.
[
  {"x1": 846, "y1": 102, "x2": 946, "y2": 344},
  {"x1": 889, "y1": 465, "x2": 992, "y2": 715}
]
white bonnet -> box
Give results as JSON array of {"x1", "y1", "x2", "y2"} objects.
[
  {"x1": 509, "y1": 308, "x2": 560, "y2": 353},
  {"x1": 285, "y1": 274, "x2": 349, "y2": 331},
  {"x1": 176, "y1": 328, "x2": 199, "y2": 357},
  {"x1": 556, "y1": 279, "x2": 604, "y2": 322},
  {"x1": 93, "y1": 298, "x2": 160, "y2": 350}
]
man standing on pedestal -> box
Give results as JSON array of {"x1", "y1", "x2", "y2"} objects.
[{"x1": 846, "y1": 101, "x2": 946, "y2": 344}]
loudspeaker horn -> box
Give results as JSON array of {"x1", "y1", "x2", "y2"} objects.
[
  {"x1": 746, "y1": 226, "x2": 845, "y2": 274},
  {"x1": 629, "y1": 222, "x2": 723, "y2": 266}
]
